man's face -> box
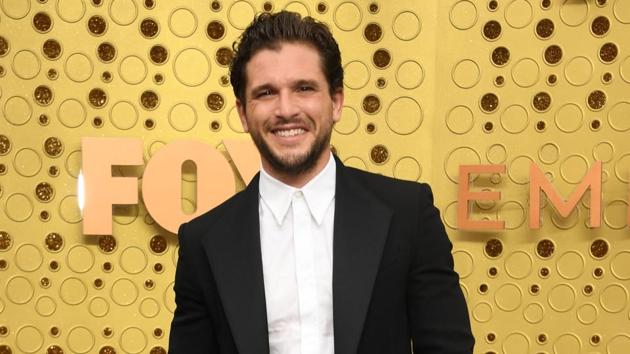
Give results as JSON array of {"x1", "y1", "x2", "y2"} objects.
[{"x1": 236, "y1": 42, "x2": 344, "y2": 179}]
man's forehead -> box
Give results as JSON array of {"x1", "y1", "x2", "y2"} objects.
[{"x1": 245, "y1": 42, "x2": 326, "y2": 86}]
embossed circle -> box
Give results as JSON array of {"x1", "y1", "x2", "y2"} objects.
[
  {"x1": 393, "y1": 157, "x2": 421, "y2": 181},
  {"x1": 13, "y1": 148, "x2": 42, "y2": 177},
  {"x1": 502, "y1": 332, "x2": 530, "y2": 354},
  {"x1": 523, "y1": 302, "x2": 544, "y2": 323},
  {"x1": 12, "y1": 50, "x2": 40, "y2": 79},
  {"x1": 168, "y1": 102, "x2": 197, "y2": 132},
  {"x1": 495, "y1": 283, "x2": 522, "y2": 311},
  {"x1": 333, "y1": 2, "x2": 362, "y2": 31},
  {"x1": 392, "y1": 11, "x2": 421, "y2": 40},
  {"x1": 6, "y1": 276, "x2": 34, "y2": 304},
  {"x1": 65, "y1": 150, "x2": 81, "y2": 178},
  {"x1": 564, "y1": 56, "x2": 593, "y2": 86},
  {"x1": 58, "y1": 98, "x2": 87, "y2": 128},
  {"x1": 620, "y1": 56, "x2": 630, "y2": 83},
  {"x1": 500, "y1": 104, "x2": 529, "y2": 134},
  {"x1": 56, "y1": 0, "x2": 85, "y2": 23},
  {"x1": 504, "y1": 0, "x2": 533, "y2": 29},
  {"x1": 168, "y1": 8, "x2": 197, "y2": 38},
  {"x1": 284, "y1": 1, "x2": 310, "y2": 17},
  {"x1": 89, "y1": 296, "x2": 109, "y2": 317},
  {"x1": 556, "y1": 251, "x2": 585, "y2": 280},
  {"x1": 35, "y1": 295, "x2": 57, "y2": 317},
  {"x1": 511, "y1": 58, "x2": 539, "y2": 88},
  {"x1": 164, "y1": 281, "x2": 176, "y2": 313},
  {"x1": 66, "y1": 245, "x2": 94, "y2": 273},
  {"x1": 109, "y1": 0, "x2": 138, "y2": 26},
  {"x1": 111, "y1": 278, "x2": 139, "y2": 306},
  {"x1": 396, "y1": 60, "x2": 424, "y2": 89},
  {"x1": 472, "y1": 301, "x2": 493, "y2": 322},
  {"x1": 553, "y1": 333, "x2": 581, "y2": 354},
  {"x1": 608, "y1": 334, "x2": 630, "y2": 354},
  {"x1": 4, "y1": 95, "x2": 32, "y2": 125},
  {"x1": 554, "y1": 103, "x2": 583, "y2": 133},
  {"x1": 445, "y1": 147, "x2": 481, "y2": 183},
  {"x1": 65, "y1": 52, "x2": 93, "y2": 82},
  {"x1": 59, "y1": 277, "x2": 88, "y2": 305},
  {"x1": 608, "y1": 102, "x2": 630, "y2": 132},
  {"x1": 344, "y1": 61, "x2": 370, "y2": 89},
  {"x1": 15, "y1": 244, "x2": 43, "y2": 272},
  {"x1": 1, "y1": 0, "x2": 31, "y2": 19},
  {"x1": 140, "y1": 297, "x2": 160, "y2": 318},
  {"x1": 227, "y1": 1, "x2": 255, "y2": 30},
  {"x1": 539, "y1": 143, "x2": 559, "y2": 164},
  {"x1": 487, "y1": 144, "x2": 507, "y2": 164},
  {"x1": 560, "y1": 154, "x2": 589, "y2": 184},
  {"x1": 120, "y1": 327, "x2": 147, "y2": 354},
  {"x1": 449, "y1": 1, "x2": 478, "y2": 30},
  {"x1": 16, "y1": 325, "x2": 43, "y2": 353},
  {"x1": 446, "y1": 105, "x2": 474, "y2": 134},
  {"x1": 334, "y1": 106, "x2": 359, "y2": 135},
  {"x1": 120, "y1": 246, "x2": 148, "y2": 274},
  {"x1": 576, "y1": 303, "x2": 598, "y2": 324},
  {"x1": 5, "y1": 193, "x2": 34, "y2": 222},
  {"x1": 385, "y1": 97, "x2": 422, "y2": 135},
  {"x1": 611, "y1": 251, "x2": 630, "y2": 280},
  {"x1": 67, "y1": 326, "x2": 95, "y2": 353},
  {"x1": 505, "y1": 251, "x2": 533, "y2": 279},
  {"x1": 600, "y1": 284, "x2": 628, "y2": 313},
  {"x1": 560, "y1": 0, "x2": 589, "y2": 26},
  {"x1": 548, "y1": 283, "x2": 576, "y2": 312},
  {"x1": 507, "y1": 155, "x2": 533, "y2": 185},
  {"x1": 452, "y1": 59, "x2": 480, "y2": 88},
  {"x1": 593, "y1": 141, "x2": 614, "y2": 163},
  {"x1": 110, "y1": 101, "x2": 138, "y2": 130},
  {"x1": 453, "y1": 250, "x2": 474, "y2": 278},
  {"x1": 119, "y1": 55, "x2": 147, "y2": 85},
  {"x1": 227, "y1": 106, "x2": 245, "y2": 133},
  {"x1": 173, "y1": 48, "x2": 210, "y2": 87}
]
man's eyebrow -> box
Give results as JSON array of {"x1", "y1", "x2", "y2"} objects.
[
  {"x1": 248, "y1": 83, "x2": 275, "y2": 94},
  {"x1": 294, "y1": 79, "x2": 320, "y2": 88}
]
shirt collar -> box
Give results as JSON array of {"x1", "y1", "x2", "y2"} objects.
[{"x1": 259, "y1": 153, "x2": 336, "y2": 226}]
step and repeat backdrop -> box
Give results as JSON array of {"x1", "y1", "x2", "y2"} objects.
[{"x1": 1, "y1": 0, "x2": 630, "y2": 353}]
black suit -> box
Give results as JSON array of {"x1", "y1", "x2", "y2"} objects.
[{"x1": 169, "y1": 158, "x2": 474, "y2": 354}]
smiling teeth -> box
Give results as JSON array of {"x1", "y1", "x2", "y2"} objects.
[{"x1": 275, "y1": 128, "x2": 305, "y2": 137}]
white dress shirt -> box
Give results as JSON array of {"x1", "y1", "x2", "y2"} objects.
[{"x1": 258, "y1": 154, "x2": 336, "y2": 354}]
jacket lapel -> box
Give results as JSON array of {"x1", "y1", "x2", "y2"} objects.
[
  {"x1": 333, "y1": 160, "x2": 393, "y2": 354},
  {"x1": 201, "y1": 174, "x2": 269, "y2": 354}
]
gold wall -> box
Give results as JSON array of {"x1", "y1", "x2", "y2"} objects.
[{"x1": 1, "y1": 0, "x2": 629, "y2": 353}]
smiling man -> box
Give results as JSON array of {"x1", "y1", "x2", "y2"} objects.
[{"x1": 169, "y1": 11, "x2": 474, "y2": 354}]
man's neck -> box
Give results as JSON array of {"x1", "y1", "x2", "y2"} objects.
[{"x1": 261, "y1": 152, "x2": 333, "y2": 188}]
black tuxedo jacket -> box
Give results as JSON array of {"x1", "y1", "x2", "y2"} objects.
[{"x1": 169, "y1": 158, "x2": 474, "y2": 354}]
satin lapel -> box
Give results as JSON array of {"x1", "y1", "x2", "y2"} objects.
[
  {"x1": 202, "y1": 174, "x2": 269, "y2": 354},
  {"x1": 333, "y1": 160, "x2": 393, "y2": 354}
]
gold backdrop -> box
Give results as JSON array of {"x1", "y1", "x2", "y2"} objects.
[{"x1": 1, "y1": 0, "x2": 630, "y2": 353}]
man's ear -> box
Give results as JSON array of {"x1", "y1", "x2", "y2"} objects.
[
  {"x1": 331, "y1": 89, "x2": 344, "y2": 123},
  {"x1": 235, "y1": 99, "x2": 249, "y2": 133}
]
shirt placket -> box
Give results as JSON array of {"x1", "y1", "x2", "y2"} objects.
[{"x1": 291, "y1": 191, "x2": 318, "y2": 354}]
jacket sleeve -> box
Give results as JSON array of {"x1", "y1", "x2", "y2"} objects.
[
  {"x1": 407, "y1": 183, "x2": 475, "y2": 353},
  {"x1": 168, "y1": 222, "x2": 219, "y2": 353}
]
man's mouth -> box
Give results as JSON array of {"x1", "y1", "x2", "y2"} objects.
[{"x1": 273, "y1": 128, "x2": 306, "y2": 137}]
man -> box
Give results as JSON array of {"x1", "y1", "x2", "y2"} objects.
[{"x1": 169, "y1": 11, "x2": 474, "y2": 354}]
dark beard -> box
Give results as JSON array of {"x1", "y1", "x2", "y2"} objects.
[{"x1": 250, "y1": 127, "x2": 332, "y2": 175}]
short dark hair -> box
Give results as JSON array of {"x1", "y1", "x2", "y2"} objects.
[{"x1": 229, "y1": 11, "x2": 344, "y2": 104}]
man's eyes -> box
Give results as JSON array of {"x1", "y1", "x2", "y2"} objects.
[{"x1": 297, "y1": 85, "x2": 315, "y2": 92}]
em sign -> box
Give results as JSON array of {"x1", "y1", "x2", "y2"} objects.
[{"x1": 81, "y1": 138, "x2": 626, "y2": 235}]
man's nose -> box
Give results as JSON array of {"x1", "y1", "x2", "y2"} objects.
[{"x1": 275, "y1": 90, "x2": 299, "y2": 119}]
